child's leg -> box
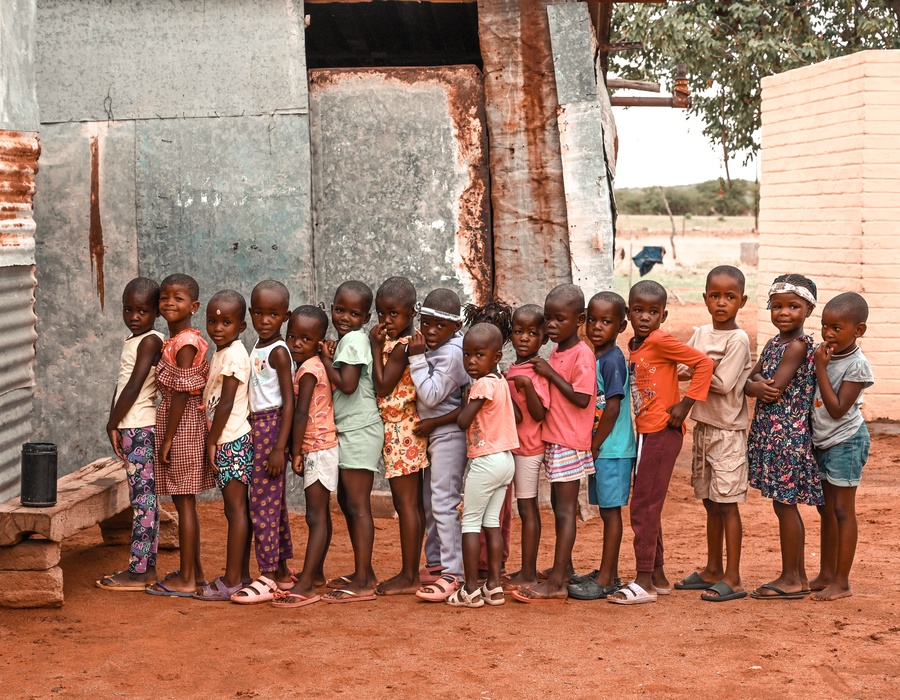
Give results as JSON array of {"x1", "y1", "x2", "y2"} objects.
[
  {"x1": 506, "y1": 452, "x2": 543, "y2": 587},
  {"x1": 702, "y1": 498, "x2": 725, "y2": 580},
  {"x1": 425, "y1": 430, "x2": 466, "y2": 580},
  {"x1": 484, "y1": 527, "x2": 504, "y2": 594},
  {"x1": 377, "y1": 471, "x2": 425, "y2": 595},
  {"x1": 811, "y1": 480, "x2": 837, "y2": 591},
  {"x1": 292, "y1": 481, "x2": 331, "y2": 596},
  {"x1": 478, "y1": 485, "x2": 513, "y2": 575},
  {"x1": 523, "y1": 480, "x2": 579, "y2": 598},
  {"x1": 719, "y1": 502, "x2": 743, "y2": 590},
  {"x1": 333, "y1": 468, "x2": 377, "y2": 594},
  {"x1": 222, "y1": 479, "x2": 251, "y2": 588},
  {"x1": 274, "y1": 469, "x2": 294, "y2": 581},
  {"x1": 811, "y1": 484, "x2": 857, "y2": 601},
  {"x1": 598, "y1": 506, "x2": 623, "y2": 586},
  {"x1": 755, "y1": 500, "x2": 806, "y2": 596},
  {"x1": 162, "y1": 493, "x2": 202, "y2": 592},
  {"x1": 249, "y1": 420, "x2": 283, "y2": 578}
]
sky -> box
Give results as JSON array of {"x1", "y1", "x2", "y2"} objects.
[{"x1": 611, "y1": 104, "x2": 758, "y2": 189}]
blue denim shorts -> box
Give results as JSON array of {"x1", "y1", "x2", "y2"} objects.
[
  {"x1": 588, "y1": 457, "x2": 635, "y2": 509},
  {"x1": 815, "y1": 423, "x2": 870, "y2": 488}
]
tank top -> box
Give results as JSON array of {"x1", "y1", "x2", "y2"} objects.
[
  {"x1": 115, "y1": 330, "x2": 164, "y2": 429},
  {"x1": 249, "y1": 339, "x2": 294, "y2": 412}
]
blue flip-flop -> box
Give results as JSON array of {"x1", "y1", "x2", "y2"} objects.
[{"x1": 145, "y1": 581, "x2": 196, "y2": 598}]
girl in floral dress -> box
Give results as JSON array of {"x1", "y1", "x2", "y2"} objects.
[
  {"x1": 746, "y1": 274, "x2": 823, "y2": 600},
  {"x1": 370, "y1": 277, "x2": 430, "y2": 595}
]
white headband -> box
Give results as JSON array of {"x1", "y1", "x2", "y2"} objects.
[
  {"x1": 417, "y1": 304, "x2": 463, "y2": 323},
  {"x1": 768, "y1": 281, "x2": 816, "y2": 307}
]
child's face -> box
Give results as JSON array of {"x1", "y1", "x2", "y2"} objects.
[
  {"x1": 586, "y1": 299, "x2": 626, "y2": 352},
  {"x1": 419, "y1": 314, "x2": 461, "y2": 350},
  {"x1": 122, "y1": 290, "x2": 158, "y2": 336},
  {"x1": 627, "y1": 292, "x2": 667, "y2": 339},
  {"x1": 769, "y1": 292, "x2": 813, "y2": 334},
  {"x1": 286, "y1": 314, "x2": 325, "y2": 365},
  {"x1": 375, "y1": 295, "x2": 415, "y2": 339},
  {"x1": 462, "y1": 335, "x2": 502, "y2": 379},
  {"x1": 543, "y1": 298, "x2": 584, "y2": 345},
  {"x1": 206, "y1": 300, "x2": 246, "y2": 350},
  {"x1": 159, "y1": 284, "x2": 199, "y2": 325},
  {"x1": 703, "y1": 274, "x2": 747, "y2": 329},
  {"x1": 820, "y1": 308, "x2": 865, "y2": 355},
  {"x1": 249, "y1": 288, "x2": 289, "y2": 340},
  {"x1": 331, "y1": 290, "x2": 371, "y2": 336},
  {"x1": 510, "y1": 314, "x2": 545, "y2": 360}
]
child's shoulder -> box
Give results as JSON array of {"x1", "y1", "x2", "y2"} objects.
[
  {"x1": 597, "y1": 345, "x2": 627, "y2": 369},
  {"x1": 300, "y1": 355, "x2": 326, "y2": 375},
  {"x1": 695, "y1": 324, "x2": 750, "y2": 349}
]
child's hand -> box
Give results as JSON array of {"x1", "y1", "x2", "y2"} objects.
[
  {"x1": 746, "y1": 378, "x2": 780, "y2": 403},
  {"x1": 409, "y1": 330, "x2": 427, "y2": 356},
  {"x1": 107, "y1": 427, "x2": 125, "y2": 460},
  {"x1": 512, "y1": 375, "x2": 533, "y2": 392},
  {"x1": 291, "y1": 456, "x2": 304, "y2": 476},
  {"x1": 159, "y1": 438, "x2": 173, "y2": 468},
  {"x1": 206, "y1": 441, "x2": 217, "y2": 472},
  {"x1": 528, "y1": 356, "x2": 553, "y2": 378},
  {"x1": 369, "y1": 324, "x2": 387, "y2": 348},
  {"x1": 413, "y1": 417, "x2": 437, "y2": 437},
  {"x1": 321, "y1": 340, "x2": 336, "y2": 361},
  {"x1": 266, "y1": 450, "x2": 286, "y2": 478},
  {"x1": 814, "y1": 342, "x2": 833, "y2": 370},
  {"x1": 666, "y1": 399, "x2": 691, "y2": 429}
]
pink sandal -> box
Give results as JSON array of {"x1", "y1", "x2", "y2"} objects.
[
  {"x1": 415, "y1": 574, "x2": 459, "y2": 602},
  {"x1": 419, "y1": 564, "x2": 443, "y2": 585},
  {"x1": 230, "y1": 576, "x2": 279, "y2": 604}
]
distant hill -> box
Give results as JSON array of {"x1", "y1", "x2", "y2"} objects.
[{"x1": 616, "y1": 179, "x2": 759, "y2": 217}]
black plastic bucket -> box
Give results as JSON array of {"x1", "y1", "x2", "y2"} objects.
[{"x1": 20, "y1": 442, "x2": 58, "y2": 508}]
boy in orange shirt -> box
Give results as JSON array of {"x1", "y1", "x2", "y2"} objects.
[{"x1": 609, "y1": 280, "x2": 713, "y2": 605}]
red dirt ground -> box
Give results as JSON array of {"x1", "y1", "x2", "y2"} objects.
[{"x1": 2, "y1": 302, "x2": 898, "y2": 699}]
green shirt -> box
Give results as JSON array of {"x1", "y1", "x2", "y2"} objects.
[{"x1": 332, "y1": 329, "x2": 381, "y2": 432}]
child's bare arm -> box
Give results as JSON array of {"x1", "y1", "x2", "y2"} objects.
[
  {"x1": 321, "y1": 340, "x2": 362, "y2": 395},
  {"x1": 768, "y1": 338, "x2": 809, "y2": 397},
  {"x1": 160, "y1": 343, "x2": 198, "y2": 467},
  {"x1": 107, "y1": 334, "x2": 163, "y2": 458},
  {"x1": 457, "y1": 397, "x2": 488, "y2": 430},
  {"x1": 371, "y1": 328, "x2": 408, "y2": 397},
  {"x1": 744, "y1": 345, "x2": 779, "y2": 401},
  {"x1": 291, "y1": 372, "x2": 318, "y2": 474},
  {"x1": 814, "y1": 344, "x2": 865, "y2": 419},
  {"x1": 267, "y1": 346, "x2": 295, "y2": 477},
  {"x1": 413, "y1": 406, "x2": 462, "y2": 437},
  {"x1": 528, "y1": 357, "x2": 590, "y2": 409},
  {"x1": 512, "y1": 375, "x2": 546, "y2": 421},
  {"x1": 591, "y1": 395, "x2": 621, "y2": 460},
  {"x1": 206, "y1": 375, "x2": 239, "y2": 470}
]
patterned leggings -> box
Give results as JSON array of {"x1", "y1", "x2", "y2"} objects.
[
  {"x1": 120, "y1": 427, "x2": 160, "y2": 574},
  {"x1": 249, "y1": 408, "x2": 293, "y2": 573}
]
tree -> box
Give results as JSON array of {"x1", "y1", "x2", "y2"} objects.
[{"x1": 611, "y1": 1, "x2": 899, "y2": 182}]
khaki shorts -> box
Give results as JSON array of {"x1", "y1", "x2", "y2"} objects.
[{"x1": 691, "y1": 423, "x2": 748, "y2": 504}]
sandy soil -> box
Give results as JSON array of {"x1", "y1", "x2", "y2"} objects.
[{"x1": 2, "y1": 302, "x2": 897, "y2": 700}]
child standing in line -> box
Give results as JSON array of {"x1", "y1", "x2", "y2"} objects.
[
  {"x1": 231, "y1": 280, "x2": 296, "y2": 604},
  {"x1": 274, "y1": 305, "x2": 339, "y2": 608},
  {"x1": 147, "y1": 274, "x2": 214, "y2": 597},
  {"x1": 410, "y1": 289, "x2": 470, "y2": 602},
  {"x1": 448, "y1": 324, "x2": 518, "y2": 607},
  {"x1": 568, "y1": 291, "x2": 636, "y2": 601},
  {"x1": 608, "y1": 280, "x2": 713, "y2": 606},
  {"x1": 195, "y1": 290, "x2": 254, "y2": 601},
  {"x1": 320, "y1": 281, "x2": 381, "y2": 603},
  {"x1": 370, "y1": 278, "x2": 430, "y2": 596},
  {"x1": 746, "y1": 274, "x2": 822, "y2": 600},
  {"x1": 673, "y1": 266, "x2": 752, "y2": 603},
  {"x1": 502, "y1": 304, "x2": 550, "y2": 591},
  {"x1": 97, "y1": 278, "x2": 164, "y2": 591},
  {"x1": 513, "y1": 284, "x2": 597, "y2": 604},
  {"x1": 809, "y1": 293, "x2": 872, "y2": 602}
]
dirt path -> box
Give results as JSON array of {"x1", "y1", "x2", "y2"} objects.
[{"x1": 2, "y1": 302, "x2": 897, "y2": 699}]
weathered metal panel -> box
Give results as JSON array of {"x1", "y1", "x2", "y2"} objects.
[
  {"x1": 135, "y1": 115, "x2": 315, "y2": 306},
  {"x1": 478, "y1": 0, "x2": 570, "y2": 307},
  {"x1": 0, "y1": 131, "x2": 40, "y2": 267},
  {"x1": 548, "y1": 3, "x2": 615, "y2": 294},
  {"x1": 0, "y1": 387, "x2": 33, "y2": 503},
  {"x1": 0, "y1": 0, "x2": 39, "y2": 132},
  {"x1": 36, "y1": 0, "x2": 308, "y2": 122},
  {"x1": 309, "y1": 66, "x2": 491, "y2": 306}
]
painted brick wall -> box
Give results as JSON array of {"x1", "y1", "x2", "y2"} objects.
[{"x1": 759, "y1": 50, "x2": 900, "y2": 420}]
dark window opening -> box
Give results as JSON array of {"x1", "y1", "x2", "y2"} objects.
[{"x1": 305, "y1": 1, "x2": 482, "y2": 70}]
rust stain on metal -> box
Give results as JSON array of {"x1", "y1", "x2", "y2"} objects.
[
  {"x1": 89, "y1": 136, "x2": 105, "y2": 309},
  {"x1": 0, "y1": 131, "x2": 41, "y2": 247}
]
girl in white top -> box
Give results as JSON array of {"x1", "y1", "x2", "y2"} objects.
[{"x1": 97, "y1": 278, "x2": 164, "y2": 592}]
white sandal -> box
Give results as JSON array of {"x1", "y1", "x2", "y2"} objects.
[
  {"x1": 446, "y1": 586, "x2": 484, "y2": 608},
  {"x1": 607, "y1": 581, "x2": 658, "y2": 606},
  {"x1": 230, "y1": 575, "x2": 279, "y2": 604},
  {"x1": 480, "y1": 584, "x2": 506, "y2": 606}
]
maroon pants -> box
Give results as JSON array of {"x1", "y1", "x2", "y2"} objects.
[
  {"x1": 631, "y1": 427, "x2": 683, "y2": 573},
  {"x1": 479, "y1": 483, "x2": 513, "y2": 570}
]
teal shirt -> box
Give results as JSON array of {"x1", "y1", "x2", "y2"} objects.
[
  {"x1": 331, "y1": 329, "x2": 381, "y2": 432},
  {"x1": 595, "y1": 347, "x2": 637, "y2": 460}
]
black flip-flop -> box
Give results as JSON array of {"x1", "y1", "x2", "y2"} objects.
[
  {"x1": 750, "y1": 583, "x2": 804, "y2": 600},
  {"x1": 674, "y1": 572, "x2": 714, "y2": 590},
  {"x1": 701, "y1": 580, "x2": 748, "y2": 602}
]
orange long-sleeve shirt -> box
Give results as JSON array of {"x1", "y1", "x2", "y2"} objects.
[{"x1": 628, "y1": 329, "x2": 713, "y2": 434}]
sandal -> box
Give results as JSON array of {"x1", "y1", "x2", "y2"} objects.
[
  {"x1": 447, "y1": 587, "x2": 484, "y2": 608},
  {"x1": 419, "y1": 564, "x2": 443, "y2": 585},
  {"x1": 480, "y1": 584, "x2": 505, "y2": 606},
  {"x1": 415, "y1": 574, "x2": 459, "y2": 602},
  {"x1": 230, "y1": 576, "x2": 279, "y2": 604},
  {"x1": 271, "y1": 589, "x2": 322, "y2": 608},
  {"x1": 194, "y1": 576, "x2": 243, "y2": 602}
]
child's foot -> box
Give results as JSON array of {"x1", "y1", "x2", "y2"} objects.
[
  {"x1": 375, "y1": 573, "x2": 420, "y2": 596},
  {"x1": 502, "y1": 570, "x2": 539, "y2": 590},
  {"x1": 96, "y1": 570, "x2": 154, "y2": 591},
  {"x1": 808, "y1": 575, "x2": 831, "y2": 592},
  {"x1": 810, "y1": 583, "x2": 852, "y2": 602},
  {"x1": 326, "y1": 573, "x2": 356, "y2": 590},
  {"x1": 513, "y1": 581, "x2": 568, "y2": 601},
  {"x1": 163, "y1": 569, "x2": 209, "y2": 588}
]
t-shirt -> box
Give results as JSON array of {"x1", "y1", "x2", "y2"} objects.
[
  {"x1": 331, "y1": 329, "x2": 381, "y2": 432},
  {"x1": 114, "y1": 329, "x2": 164, "y2": 429},
  {"x1": 466, "y1": 374, "x2": 520, "y2": 458},
  {"x1": 681, "y1": 325, "x2": 752, "y2": 431},
  {"x1": 629, "y1": 330, "x2": 713, "y2": 435},
  {"x1": 540, "y1": 341, "x2": 597, "y2": 452},
  {"x1": 203, "y1": 341, "x2": 251, "y2": 445},
  {"x1": 811, "y1": 346, "x2": 874, "y2": 450},
  {"x1": 294, "y1": 356, "x2": 338, "y2": 454},
  {"x1": 506, "y1": 362, "x2": 550, "y2": 456},
  {"x1": 595, "y1": 347, "x2": 637, "y2": 459}
]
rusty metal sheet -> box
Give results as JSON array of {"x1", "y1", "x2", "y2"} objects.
[{"x1": 0, "y1": 130, "x2": 40, "y2": 267}]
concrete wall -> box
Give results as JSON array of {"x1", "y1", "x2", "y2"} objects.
[
  {"x1": 759, "y1": 50, "x2": 900, "y2": 419},
  {"x1": 33, "y1": 0, "x2": 313, "y2": 473}
]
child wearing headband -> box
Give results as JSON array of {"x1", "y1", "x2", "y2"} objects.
[{"x1": 745, "y1": 273, "x2": 823, "y2": 600}]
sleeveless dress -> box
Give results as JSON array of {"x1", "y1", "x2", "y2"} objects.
[
  {"x1": 747, "y1": 334, "x2": 822, "y2": 506},
  {"x1": 377, "y1": 337, "x2": 429, "y2": 479},
  {"x1": 155, "y1": 328, "x2": 214, "y2": 495}
]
